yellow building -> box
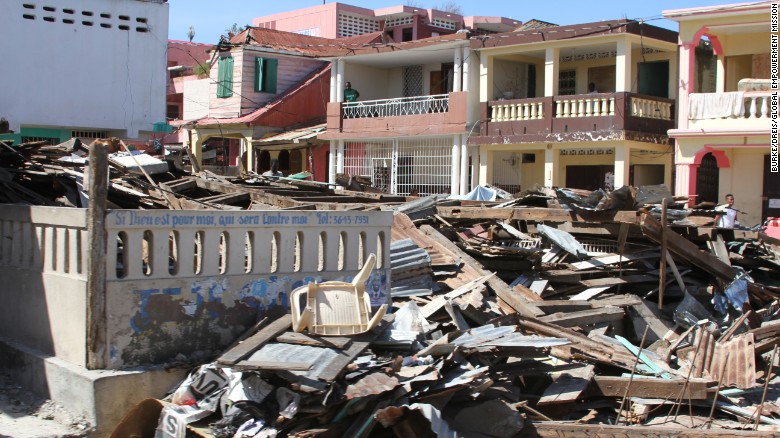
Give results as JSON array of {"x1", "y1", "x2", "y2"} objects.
[
  {"x1": 664, "y1": 1, "x2": 775, "y2": 227},
  {"x1": 469, "y1": 20, "x2": 678, "y2": 193}
]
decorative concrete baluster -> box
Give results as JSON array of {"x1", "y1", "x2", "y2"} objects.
[
  {"x1": 530, "y1": 102, "x2": 537, "y2": 119},
  {"x1": 537, "y1": 102, "x2": 544, "y2": 119},
  {"x1": 761, "y1": 95, "x2": 769, "y2": 118},
  {"x1": 509, "y1": 104, "x2": 517, "y2": 121},
  {"x1": 577, "y1": 99, "x2": 585, "y2": 117},
  {"x1": 748, "y1": 96, "x2": 758, "y2": 119},
  {"x1": 609, "y1": 98, "x2": 616, "y2": 116},
  {"x1": 563, "y1": 100, "x2": 570, "y2": 118}
]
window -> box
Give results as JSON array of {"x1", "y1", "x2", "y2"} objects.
[
  {"x1": 255, "y1": 57, "x2": 278, "y2": 93},
  {"x1": 559, "y1": 70, "x2": 576, "y2": 95},
  {"x1": 402, "y1": 27, "x2": 413, "y2": 42},
  {"x1": 217, "y1": 56, "x2": 234, "y2": 98}
]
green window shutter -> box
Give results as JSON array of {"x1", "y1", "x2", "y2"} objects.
[
  {"x1": 217, "y1": 56, "x2": 234, "y2": 98},
  {"x1": 255, "y1": 57, "x2": 278, "y2": 93}
]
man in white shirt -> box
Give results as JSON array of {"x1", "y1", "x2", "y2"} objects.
[{"x1": 715, "y1": 194, "x2": 738, "y2": 228}]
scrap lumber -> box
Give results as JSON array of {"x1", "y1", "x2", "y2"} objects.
[
  {"x1": 217, "y1": 314, "x2": 292, "y2": 365},
  {"x1": 537, "y1": 364, "x2": 595, "y2": 406},
  {"x1": 589, "y1": 376, "x2": 712, "y2": 399},
  {"x1": 539, "y1": 306, "x2": 625, "y2": 328},
  {"x1": 419, "y1": 224, "x2": 544, "y2": 318}
]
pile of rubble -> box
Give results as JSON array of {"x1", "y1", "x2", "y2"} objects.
[{"x1": 4, "y1": 139, "x2": 780, "y2": 436}]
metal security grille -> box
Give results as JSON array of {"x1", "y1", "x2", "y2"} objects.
[
  {"x1": 492, "y1": 151, "x2": 522, "y2": 194},
  {"x1": 403, "y1": 66, "x2": 423, "y2": 97},
  {"x1": 21, "y1": 136, "x2": 59, "y2": 145},
  {"x1": 71, "y1": 130, "x2": 108, "y2": 139},
  {"x1": 343, "y1": 95, "x2": 449, "y2": 119},
  {"x1": 343, "y1": 137, "x2": 453, "y2": 196}
]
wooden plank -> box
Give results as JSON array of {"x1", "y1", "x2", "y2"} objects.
[
  {"x1": 275, "y1": 332, "x2": 352, "y2": 349},
  {"x1": 580, "y1": 275, "x2": 656, "y2": 288},
  {"x1": 589, "y1": 376, "x2": 711, "y2": 399},
  {"x1": 628, "y1": 299, "x2": 675, "y2": 344},
  {"x1": 218, "y1": 314, "x2": 292, "y2": 365},
  {"x1": 570, "y1": 251, "x2": 658, "y2": 270},
  {"x1": 420, "y1": 274, "x2": 492, "y2": 318},
  {"x1": 539, "y1": 306, "x2": 625, "y2": 328},
  {"x1": 535, "y1": 301, "x2": 593, "y2": 314},
  {"x1": 86, "y1": 141, "x2": 110, "y2": 370},
  {"x1": 568, "y1": 286, "x2": 611, "y2": 301},
  {"x1": 521, "y1": 421, "x2": 773, "y2": 437},
  {"x1": 318, "y1": 315, "x2": 393, "y2": 382},
  {"x1": 420, "y1": 225, "x2": 544, "y2": 318},
  {"x1": 537, "y1": 364, "x2": 595, "y2": 406},
  {"x1": 232, "y1": 361, "x2": 311, "y2": 371}
]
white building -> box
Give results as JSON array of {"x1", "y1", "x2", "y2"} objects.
[{"x1": 0, "y1": 0, "x2": 169, "y2": 143}]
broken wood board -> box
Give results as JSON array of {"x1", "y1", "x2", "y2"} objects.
[
  {"x1": 419, "y1": 274, "x2": 493, "y2": 318},
  {"x1": 539, "y1": 306, "x2": 625, "y2": 328},
  {"x1": 275, "y1": 332, "x2": 352, "y2": 349},
  {"x1": 570, "y1": 251, "x2": 659, "y2": 270},
  {"x1": 217, "y1": 314, "x2": 292, "y2": 366},
  {"x1": 537, "y1": 364, "x2": 595, "y2": 406},
  {"x1": 579, "y1": 275, "x2": 656, "y2": 288},
  {"x1": 588, "y1": 376, "x2": 712, "y2": 399}
]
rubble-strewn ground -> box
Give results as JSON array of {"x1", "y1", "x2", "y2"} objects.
[{"x1": 0, "y1": 371, "x2": 91, "y2": 438}]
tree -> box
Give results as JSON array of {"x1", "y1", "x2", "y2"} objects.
[
  {"x1": 437, "y1": 1, "x2": 463, "y2": 14},
  {"x1": 187, "y1": 25, "x2": 195, "y2": 42},
  {"x1": 405, "y1": 0, "x2": 423, "y2": 7},
  {"x1": 225, "y1": 23, "x2": 243, "y2": 37}
]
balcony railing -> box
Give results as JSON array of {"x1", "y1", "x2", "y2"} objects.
[
  {"x1": 343, "y1": 94, "x2": 449, "y2": 119},
  {"x1": 689, "y1": 91, "x2": 771, "y2": 121},
  {"x1": 479, "y1": 92, "x2": 675, "y2": 140}
]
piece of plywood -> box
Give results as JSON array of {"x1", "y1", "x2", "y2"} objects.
[
  {"x1": 275, "y1": 332, "x2": 352, "y2": 349},
  {"x1": 537, "y1": 365, "x2": 595, "y2": 406},
  {"x1": 540, "y1": 306, "x2": 625, "y2": 328},
  {"x1": 589, "y1": 376, "x2": 711, "y2": 399},
  {"x1": 218, "y1": 315, "x2": 292, "y2": 365}
]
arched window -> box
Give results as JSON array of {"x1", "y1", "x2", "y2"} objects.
[
  {"x1": 278, "y1": 150, "x2": 290, "y2": 174},
  {"x1": 258, "y1": 150, "x2": 271, "y2": 173},
  {"x1": 696, "y1": 152, "x2": 719, "y2": 204}
]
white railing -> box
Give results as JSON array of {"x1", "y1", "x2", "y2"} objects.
[
  {"x1": 556, "y1": 95, "x2": 615, "y2": 118},
  {"x1": 491, "y1": 100, "x2": 544, "y2": 122},
  {"x1": 631, "y1": 96, "x2": 673, "y2": 121},
  {"x1": 343, "y1": 94, "x2": 449, "y2": 119},
  {"x1": 745, "y1": 91, "x2": 771, "y2": 119}
]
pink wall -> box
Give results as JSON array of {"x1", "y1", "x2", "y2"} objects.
[{"x1": 253, "y1": 3, "x2": 342, "y2": 38}]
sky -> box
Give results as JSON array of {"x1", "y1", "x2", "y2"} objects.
[{"x1": 167, "y1": 0, "x2": 746, "y2": 44}]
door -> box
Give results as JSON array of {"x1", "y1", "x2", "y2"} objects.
[
  {"x1": 566, "y1": 165, "x2": 614, "y2": 191},
  {"x1": 763, "y1": 154, "x2": 780, "y2": 221},
  {"x1": 639, "y1": 61, "x2": 669, "y2": 98},
  {"x1": 696, "y1": 153, "x2": 719, "y2": 204}
]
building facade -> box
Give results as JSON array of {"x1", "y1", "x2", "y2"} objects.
[
  {"x1": 664, "y1": 1, "x2": 775, "y2": 227},
  {"x1": 0, "y1": 0, "x2": 169, "y2": 144}
]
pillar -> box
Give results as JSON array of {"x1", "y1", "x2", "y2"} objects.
[
  {"x1": 329, "y1": 140, "x2": 336, "y2": 185},
  {"x1": 678, "y1": 42, "x2": 696, "y2": 129},
  {"x1": 480, "y1": 54, "x2": 494, "y2": 102},
  {"x1": 336, "y1": 59, "x2": 345, "y2": 103},
  {"x1": 544, "y1": 47, "x2": 560, "y2": 97},
  {"x1": 453, "y1": 46, "x2": 462, "y2": 93},
  {"x1": 460, "y1": 134, "x2": 469, "y2": 195},
  {"x1": 479, "y1": 147, "x2": 489, "y2": 186},
  {"x1": 336, "y1": 140, "x2": 345, "y2": 174},
  {"x1": 716, "y1": 56, "x2": 726, "y2": 93},
  {"x1": 451, "y1": 135, "x2": 461, "y2": 195},
  {"x1": 613, "y1": 144, "x2": 630, "y2": 189},
  {"x1": 462, "y1": 47, "x2": 470, "y2": 93},
  {"x1": 330, "y1": 60, "x2": 339, "y2": 102},
  {"x1": 615, "y1": 39, "x2": 632, "y2": 92},
  {"x1": 544, "y1": 145, "x2": 558, "y2": 187}
]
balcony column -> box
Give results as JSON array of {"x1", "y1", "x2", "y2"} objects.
[
  {"x1": 330, "y1": 59, "x2": 338, "y2": 102},
  {"x1": 678, "y1": 42, "x2": 696, "y2": 129},
  {"x1": 453, "y1": 46, "x2": 462, "y2": 92},
  {"x1": 328, "y1": 140, "x2": 337, "y2": 185},
  {"x1": 336, "y1": 59, "x2": 345, "y2": 103},
  {"x1": 462, "y1": 47, "x2": 470, "y2": 93},
  {"x1": 615, "y1": 39, "x2": 632, "y2": 92},
  {"x1": 460, "y1": 134, "x2": 469, "y2": 195},
  {"x1": 716, "y1": 56, "x2": 726, "y2": 93},
  {"x1": 451, "y1": 135, "x2": 461, "y2": 195},
  {"x1": 479, "y1": 147, "x2": 489, "y2": 186},
  {"x1": 544, "y1": 47, "x2": 560, "y2": 97},
  {"x1": 613, "y1": 144, "x2": 630, "y2": 189},
  {"x1": 544, "y1": 145, "x2": 558, "y2": 187},
  {"x1": 480, "y1": 55, "x2": 494, "y2": 102}
]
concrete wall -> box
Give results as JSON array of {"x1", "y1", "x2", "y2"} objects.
[
  {"x1": 183, "y1": 79, "x2": 210, "y2": 121},
  {"x1": 102, "y1": 209, "x2": 392, "y2": 369},
  {"x1": 0, "y1": 0, "x2": 169, "y2": 138},
  {"x1": 0, "y1": 207, "x2": 89, "y2": 367}
]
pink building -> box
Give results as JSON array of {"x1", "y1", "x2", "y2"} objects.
[{"x1": 253, "y1": 2, "x2": 520, "y2": 42}]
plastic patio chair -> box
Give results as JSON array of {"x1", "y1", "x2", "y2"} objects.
[{"x1": 291, "y1": 253, "x2": 387, "y2": 336}]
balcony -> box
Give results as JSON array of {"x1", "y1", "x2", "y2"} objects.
[
  {"x1": 475, "y1": 92, "x2": 675, "y2": 144},
  {"x1": 687, "y1": 91, "x2": 771, "y2": 132},
  {"x1": 322, "y1": 92, "x2": 468, "y2": 140}
]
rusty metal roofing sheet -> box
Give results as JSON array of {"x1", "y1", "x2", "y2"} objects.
[
  {"x1": 345, "y1": 372, "x2": 400, "y2": 399},
  {"x1": 710, "y1": 332, "x2": 757, "y2": 390}
]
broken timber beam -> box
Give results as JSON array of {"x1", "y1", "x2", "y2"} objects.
[
  {"x1": 589, "y1": 376, "x2": 712, "y2": 399},
  {"x1": 419, "y1": 224, "x2": 544, "y2": 318}
]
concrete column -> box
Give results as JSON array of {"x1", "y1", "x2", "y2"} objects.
[
  {"x1": 613, "y1": 144, "x2": 631, "y2": 189},
  {"x1": 453, "y1": 46, "x2": 462, "y2": 93},
  {"x1": 667, "y1": 53, "x2": 678, "y2": 99},
  {"x1": 480, "y1": 54, "x2": 494, "y2": 102},
  {"x1": 329, "y1": 140, "x2": 336, "y2": 185},
  {"x1": 716, "y1": 56, "x2": 726, "y2": 93},
  {"x1": 336, "y1": 59, "x2": 345, "y2": 103},
  {"x1": 678, "y1": 43, "x2": 696, "y2": 129},
  {"x1": 462, "y1": 47, "x2": 470, "y2": 93},
  {"x1": 451, "y1": 135, "x2": 461, "y2": 195},
  {"x1": 86, "y1": 140, "x2": 109, "y2": 369},
  {"x1": 330, "y1": 60, "x2": 338, "y2": 102},
  {"x1": 615, "y1": 39, "x2": 632, "y2": 92},
  {"x1": 675, "y1": 162, "x2": 695, "y2": 205},
  {"x1": 544, "y1": 47, "x2": 560, "y2": 97},
  {"x1": 460, "y1": 134, "x2": 469, "y2": 195},
  {"x1": 336, "y1": 140, "x2": 345, "y2": 174},
  {"x1": 479, "y1": 147, "x2": 489, "y2": 186},
  {"x1": 544, "y1": 146, "x2": 557, "y2": 187}
]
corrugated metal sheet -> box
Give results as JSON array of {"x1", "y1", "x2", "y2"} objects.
[
  {"x1": 254, "y1": 123, "x2": 327, "y2": 144},
  {"x1": 345, "y1": 373, "x2": 400, "y2": 399},
  {"x1": 710, "y1": 332, "x2": 757, "y2": 389}
]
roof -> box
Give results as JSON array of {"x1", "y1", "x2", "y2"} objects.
[
  {"x1": 514, "y1": 19, "x2": 558, "y2": 31},
  {"x1": 227, "y1": 27, "x2": 384, "y2": 57},
  {"x1": 663, "y1": 1, "x2": 772, "y2": 20},
  {"x1": 253, "y1": 123, "x2": 328, "y2": 146},
  {"x1": 471, "y1": 19, "x2": 678, "y2": 50}
]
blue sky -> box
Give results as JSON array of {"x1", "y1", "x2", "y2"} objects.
[{"x1": 167, "y1": 0, "x2": 743, "y2": 44}]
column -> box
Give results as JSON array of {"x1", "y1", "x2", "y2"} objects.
[
  {"x1": 544, "y1": 146, "x2": 557, "y2": 187},
  {"x1": 544, "y1": 47, "x2": 560, "y2": 97},
  {"x1": 716, "y1": 56, "x2": 726, "y2": 93},
  {"x1": 336, "y1": 59, "x2": 345, "y2": 103},
  {"x1": 479, "y1": 147, "x2": 489, "y2": 186},
  {"x1": 330, "y1": 60, "x2": 339, "y2": 102},
  {"x1": 615, "y1": 39, "x2": 632, "y2": 92},
  {"x1": 328, "y1": 140, "x2": 337, "y2": 185},
  {"x1": 678, "y1": 42, "x2": 696, "y2": 129},
  {"x1": 453, "y1": 46, "x2": 462, "y2": 93},
  {"x1": 462, "y1": 47, "x2": 470, "y2": 93},
  {"x1": 336, "y1": 140, "x2": 345, "y2": 174},
  {"x1": 613, "y1": 144, "x2": 630, "y2": 189},
  {"x1": 460, "y1": 134, "x2": 469, "y2": 195},
  {"x1": 451, "y1": 135, "x2": 461, "y2": 195},
  {"x1": 667, "y1": 52, "x2": 678, "y2": 99},
  {"x1": 480, "y1": 54, "x2": 494, "y2": 102}
]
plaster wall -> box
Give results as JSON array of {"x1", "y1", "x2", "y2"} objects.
[
  {"x1": 183, "y1": 79, "x2": 210, "y2": 121},
  {"x1": 0, "y1": 0, "x2": 169, "y2": 138}
]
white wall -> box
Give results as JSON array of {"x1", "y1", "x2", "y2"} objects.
[
  {"x1": 183, "y1": 79, "x2": 210, "y2": 121},
  {"x1": 0, "y1": 0, "x2": 169, "y2": 138}
]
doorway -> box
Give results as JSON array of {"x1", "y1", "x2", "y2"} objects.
[
  {"x1": 696, "y1": 153, "x2": 720, "y2": 203},
  {"x1": 639, "y1": 61, "x2": 670, "y2": 98}
]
